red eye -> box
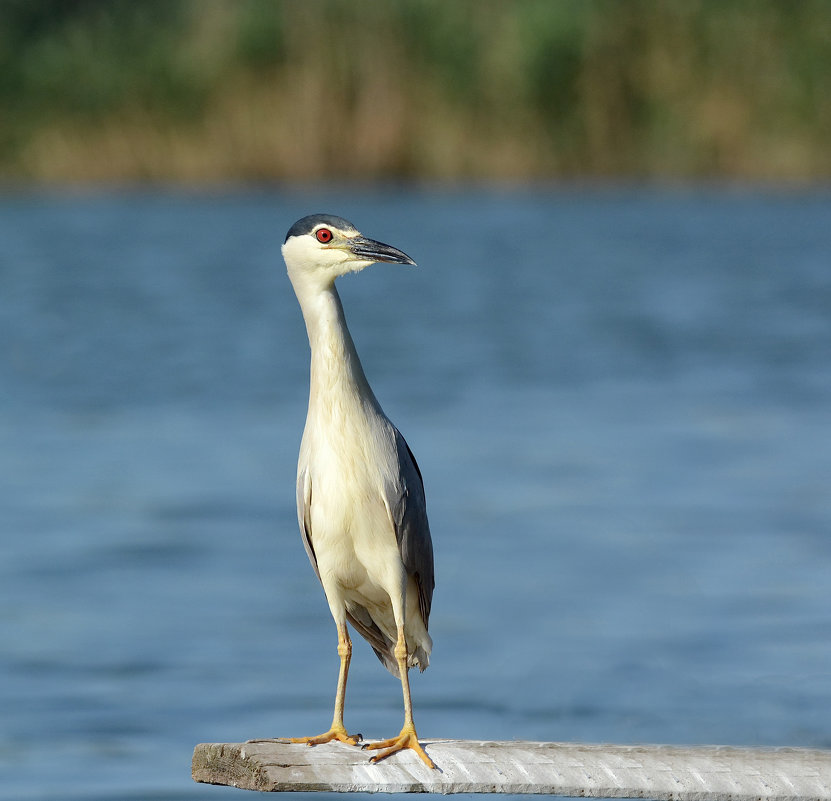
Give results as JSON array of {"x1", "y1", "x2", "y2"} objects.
[{"x1": 316, "y1": 228, "x2": 333, "y2": 243}]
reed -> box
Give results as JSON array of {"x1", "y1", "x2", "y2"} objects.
[{"x1": 1, "y1": 0, "x2": 829, "y2": 182}]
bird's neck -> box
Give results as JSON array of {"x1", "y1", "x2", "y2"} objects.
[{"x1": 292, "y1": 278, "x2": 378, "y2": 410}]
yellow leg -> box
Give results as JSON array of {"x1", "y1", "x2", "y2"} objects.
[
  {"x1": 290, "y1": 624, "x2": 361, "y2": 747},
  {"x1": 365, "y1": 628, "x2": 435, "y2": 768}
]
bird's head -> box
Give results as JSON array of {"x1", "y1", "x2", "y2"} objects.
[{"x1": 282, "y1": 214, "x2": 416, "y2": 288}]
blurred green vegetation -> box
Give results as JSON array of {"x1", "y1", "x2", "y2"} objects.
[{"x1": 1, "y1": 0, "x2": 830, "y2": 182}]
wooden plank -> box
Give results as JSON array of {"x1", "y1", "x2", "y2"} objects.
[{"x1": 192, "y1": 739, "x2": 831, "y2": 799}]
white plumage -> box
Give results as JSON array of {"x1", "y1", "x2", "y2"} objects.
[{"x1": 279, "y1": 214, "x2": 435, "y2": 767}]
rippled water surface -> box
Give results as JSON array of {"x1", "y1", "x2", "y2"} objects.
[{"x1": 1, "y1": 187, "x2": 830, "y2": 800}]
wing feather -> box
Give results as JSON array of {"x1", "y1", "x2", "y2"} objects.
[{"x1": 387, "y1": 428, "x2": 435, "y2": 629}]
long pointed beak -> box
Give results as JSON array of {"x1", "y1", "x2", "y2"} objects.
[{"x1": 348, "y1": 235, "x2": 416, "y2": 266}]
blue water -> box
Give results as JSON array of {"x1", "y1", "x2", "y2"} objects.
[{"x1": 1, "y1": 187, "x2": 830, "y2": 800}]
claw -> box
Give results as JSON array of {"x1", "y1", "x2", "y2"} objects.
[
  {"x1": 292, "y1": 725, "x2": 362, "y2": 747},
  {"x1": 249, "y1": 726, "x2": 360, "y2": 747},
  {"x1": 365, "y1": 726, "x2": 435, "y2": 768}
]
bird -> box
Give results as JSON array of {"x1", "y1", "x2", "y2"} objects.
[{"x1": 279, "y1": 214, "x2": 435, "y2": 768}]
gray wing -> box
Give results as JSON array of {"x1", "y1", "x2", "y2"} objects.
[{"x1": 387, "y1": 427, "x2": 435, "y2": 628}]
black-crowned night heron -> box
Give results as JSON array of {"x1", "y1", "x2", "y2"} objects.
[{"x1": 279, "y1": 214, "x2": 435, "y2": 767}]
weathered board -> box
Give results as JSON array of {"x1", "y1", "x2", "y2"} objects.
[{"x1": 192, "y1": 738, "x2": 831, "y2": 799}]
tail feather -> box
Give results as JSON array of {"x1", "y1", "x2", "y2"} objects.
[{"x1": 346, "y1": 605, "x2": 430, "y2": 676}]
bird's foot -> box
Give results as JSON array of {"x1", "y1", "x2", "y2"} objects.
[
  {"x1": 364, "y1": 725, "x2": 435, "y2": 768},
  {"x1": 290, "y1": 724, "x2": 362, "y2": 747}
]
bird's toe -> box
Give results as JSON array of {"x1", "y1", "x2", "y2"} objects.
[
  {"x1": 290, "y1": 726, "x2": 361, "y2": 747},
  {"x1": 365, "y1": 726, "x2": 435, "y2": 768}
]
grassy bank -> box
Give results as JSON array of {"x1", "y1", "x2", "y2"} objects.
[{"x1": 1, "y1": 0, "x2": 830, "y2": 183}]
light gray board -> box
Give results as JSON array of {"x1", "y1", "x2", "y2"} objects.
[{"x1": 192, "y1": 739, "x2": 831, "y2": 798}]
